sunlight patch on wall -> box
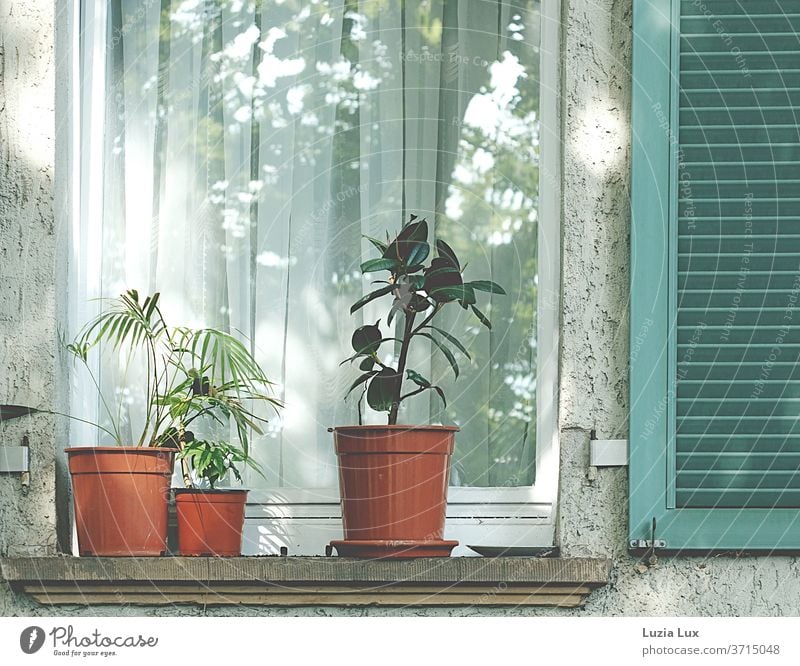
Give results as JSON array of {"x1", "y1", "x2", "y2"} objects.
[{"x1": 572, "y1": 105, "x2": 626, "y2": 176}]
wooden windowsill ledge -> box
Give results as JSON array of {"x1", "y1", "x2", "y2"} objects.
[{"x1": 1, "y1": 556, "x2": 611, "y2": 607}]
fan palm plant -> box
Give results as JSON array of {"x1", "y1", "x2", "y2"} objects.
[{"x1": 66, "y1": 289, "x2": 280, "y2": 484}]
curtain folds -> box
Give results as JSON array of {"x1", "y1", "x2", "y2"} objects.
[{"x1": 75, "y1": 0, "x2": 541, "y2": 489}]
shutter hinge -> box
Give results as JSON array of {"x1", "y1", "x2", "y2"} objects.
[{"x1": 629, "y1": 518, "x2": 666, "y2": 565}]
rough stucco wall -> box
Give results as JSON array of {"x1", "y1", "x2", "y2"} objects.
[
  {"x1": 3, "y1": 0, "x2": 800, "y2": 618},
  {"x1": 559, "y1": 0, "x2": 631, "y2": 440},
  {"x1": 0, "y1": 0, "x2": 58, "y2": 558}
]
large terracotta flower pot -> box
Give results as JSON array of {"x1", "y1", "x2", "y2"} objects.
[
  {"x1": 329, "y1": 425, "x2": 459, "y2": 558},
  {"x1": 66, "y1": 447, "x2": 175, "y2": 556},
  {"x1": 174, "y1": 489, "x2": 248, "y2": 556}
]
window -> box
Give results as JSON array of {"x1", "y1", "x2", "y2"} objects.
[
  {"x1": 631, "y1": 0, "x2": 800, "y2": 550},
  {"x1": 72, "y1": 0, "x2": 560, "y2": 554}
]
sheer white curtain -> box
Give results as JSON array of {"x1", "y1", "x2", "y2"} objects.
[{"x1": 74, "y1": 0, "x2": 541, "y2": 489}]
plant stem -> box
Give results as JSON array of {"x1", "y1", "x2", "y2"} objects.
[
  {"x1": 410, "y1": 303, "x2": 441, "y2": 336},
  {"x1": 389, "y1": 310, "x2": 416, "y2": 425},
  {"x1": 79, "y1": 358, "x2": 123, "y2": 445},
  {"x1": 178, "y1": 422, "x2": 193, "y2": 488}
]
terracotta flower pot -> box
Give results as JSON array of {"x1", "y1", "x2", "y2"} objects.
[
  {"x1": 329, "y1": 424, "x2": 459, "y2": 558},
  {"x1": 66, "y1": 447, "x2": 175, "y2": 556},
  {"x1": 174, "y1": 489, "x2": 248, "y2": 556}
]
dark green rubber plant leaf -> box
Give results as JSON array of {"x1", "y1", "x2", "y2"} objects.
[
  {"x1": 424, "y1": 325, "x2": 471, "y2": 359},
  {"x1": 351, "y1": 322, "x2": 382, "y2": 355},
  {"x1": 435, "y1": 239, "x2": 460, "y2": 269},
  {"x1": 409, "y1": 294, "x2": 432, "y2": 312},
  {"x1": 350, "y1": 284, "x2": 394, "y2": 314},
  {"x1": 384, "y1": 219, "x2": 429, "y2": 264},
  {"x1": 345, "y1": 370, "x2": 379, "y2": 399},
  {"x1": 360, "y1": 258, "x2": 398, "y2": 273},
  {"x1": 424, "y1": 258, "x2": 463, "y2": 302},
  {"x1": 366, "y1": 368, "x2": 400, "y2": 412},
  {"x1": 467, "y1": 280, "x2": 507, "y2": 295},
  {"x1": 406, "y1": 369, "x2": 431, "y2": 388},
  {"x1": 471, "y1": 305, "x2": 492, "y2": 329},
  {"x1": 363, "y1": 235, "x2": 388, "y2": 254},
  {"x1": 457, "y1": 284, "x2": 477, "y2": 308},
  {"x1": 418, "y1": 332, "x2": 459, "y2": 378},
  {"x1": 405, "y1": 241, "x2": 430, "y2": 269}
]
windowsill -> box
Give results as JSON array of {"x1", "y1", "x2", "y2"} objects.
[{"x1": 1, "y1": 556, "x2": 611, "y2": 607}]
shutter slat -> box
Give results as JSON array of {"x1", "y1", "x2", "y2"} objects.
[
  {"x1": 677, "y1": 434, "x2": 800, "y2": 453},
  {"x1": 679, "y1": 236, "x2": 800, "y2": 251},
  {"x1": 678, "y1": 418, "x2": 800, "y2": 434},
  {"x1": 679, "y1": 453, "x2": 800, "y2": 470},
  {"x1": 678, "y1": 254, "x2": 800, "y2": 270},
  {"x1": 682, "y1": 128, "x2": 800, "y2": 145},
  {"x1": 680, "y1": 221, "x2": 800, "y2": 236},
  {"x1": 679, "y1": 398, "x2": 800, "y2": 417},
  {"x1": 678, "y1": 472, "x2": 800, "y2": 491},
  {"x1": 676, "y1": 489, "x2": 800, "y2": 508},
  {"x1": 682, "y1": 53, "x2": 800, "y2": 69},
  {"x1": 682, "y1": 145, "x2": 800, "y2": 161},
  {"x1": 682, "y1": 108, "x2": 800, "y2": 124},
  {"x1": 682, "y1": 21, "x2": 800, "y2": 35},
  {"x1": 677, "y1": 342, "x2": 800, "y2": 359},
  {"x1": 681, "y1": 1, "x2": 800, "y2": 17},
  {"x1": 682, "y1": 36, "x2": 800, "y2": 51},
  {"x1": 683, "y1": 72, "x2": 800, "y2": 88}
]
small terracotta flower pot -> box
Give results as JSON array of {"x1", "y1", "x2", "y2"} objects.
[
  {"x1": 66, "y1": 447, "x2": 175, "y2": 556},
  {"x1": 174, "y1": 489, "x2": 248, "y2": 556},
  {"x1": 329, "y1": 425, "x2": 459, "y2": 558}
]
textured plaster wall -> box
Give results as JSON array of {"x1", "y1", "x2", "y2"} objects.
[
  {"x1": 3, "y1": 0, "x2": 800, "y2": 617},
  {"x1": 0, "y1": 0, "x2": 58, "y2": 559},
  {"x1": 559, "y1": 0, "x2": 631, "y2": 442}
]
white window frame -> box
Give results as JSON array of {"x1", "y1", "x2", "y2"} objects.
[{"x1": 65, "y1": 0, "x2": 561, "y2": 557}]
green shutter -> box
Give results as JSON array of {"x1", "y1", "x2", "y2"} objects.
[{"x1": 631, "y1": 0, "x2": 800, "y2": 550}]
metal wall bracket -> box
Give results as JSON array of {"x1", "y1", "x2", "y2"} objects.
[
  {"x1": 0, "y1": 446, "x2": 30, "y2": 474},
  {"x1": 590, "y1": 439, "x2": 628, "y2": 467}
]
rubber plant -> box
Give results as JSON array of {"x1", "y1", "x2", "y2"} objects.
[
  {"x1": 61, "y1": 289, "x2": 280, "y2": 556},
  {"x1": 330, "y1": 214, "x2": 506, "y2": 558}
]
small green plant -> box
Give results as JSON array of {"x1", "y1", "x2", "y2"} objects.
[
  {"x1": 65, "y1": 289, "x2": 281, "y2": 486},
  {"x1": 343, "y1": 215, "x2": 506, "y2": 424},
  {"x1": 177, "y1": 438, "x2": 261, "y2": 489}
]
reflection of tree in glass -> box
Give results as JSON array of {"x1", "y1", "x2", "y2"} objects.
[{"x1": 432, "y1": 1, "x2": 541, "y2": 487}]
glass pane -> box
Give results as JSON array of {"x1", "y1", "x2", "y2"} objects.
[{"x1": 80, "y1": 0, "x2": 541, "y2": 490}]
